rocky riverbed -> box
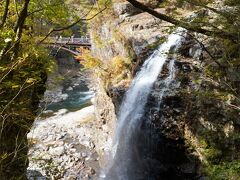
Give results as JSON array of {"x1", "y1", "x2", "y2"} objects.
[
  {"x1": 26, "y1": 52, "x2": 108, "y2": 179},
  {"x1": 27, "y1": 70, "x2": 112, "y2": 180},
  {"x1": 27, "y1": 105, "x2": 101, "y2": 180}
]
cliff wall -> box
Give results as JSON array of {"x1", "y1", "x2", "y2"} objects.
[{"x1": 88, "y1": 1, "x2": 240, "y2": 178}]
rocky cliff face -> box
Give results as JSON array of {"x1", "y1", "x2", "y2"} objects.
[
  {"x1": 89, "y1": 1, "x2": 240, "y2": 178},
  {"x1": 89, "y1": 0, "x2": 171, "y2": 159}
]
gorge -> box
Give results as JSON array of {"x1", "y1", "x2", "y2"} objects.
[{"x1": 0, "y1": 0, "x2": 240, "y2": 180}]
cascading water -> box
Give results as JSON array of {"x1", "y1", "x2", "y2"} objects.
[{"x1": 102, "y1": 29, "x2": 186, "y2": 180}]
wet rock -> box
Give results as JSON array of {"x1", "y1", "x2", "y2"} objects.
[
  {"x1": 66, "y1": 87, "x2": 73, "y2": 91},
  {"x1": 189, "y1": 45, "x2": 203, "y2": 60}
]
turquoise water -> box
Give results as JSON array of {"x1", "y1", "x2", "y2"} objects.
[{"x1": 45, "y1": 79, "x2": 94, "y2": 113}]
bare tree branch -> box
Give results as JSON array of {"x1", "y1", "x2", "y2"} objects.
[
  {"x1": 186, "y1": 32, "x2": 222, "y2": 67},
  {"x1": 184, "y1": 0, "x2": 236, "y2": 22},
  {"x1": 126, "y1": 0, "x2": 237, "y2": 41},
  {"x1": 0, "y1": 58, "x2": 24, "y2": 83},
  {"x1": 38, "y1": 4, "x2": 107, "y2": 44},
  {"x1": 10, "y1": 0, "x2": 31, "y2": 61}
]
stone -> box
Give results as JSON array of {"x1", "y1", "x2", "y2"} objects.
[
  {"x1": 69, "y1": 148, "x2": 77, "y2": 153},
  {"x1": 54, "y1": 109, "x2": 68, "y2": 116},
  {"x1": 66, "y1": 87, "x2": 73, "y2": 91},
  {"x1": 113, "y1": 2, "x2": 142, "y2": 17},
  {"x1": 81, "y1": 152, "x2": 87, "y2": 158},
  {"x1": 138, "y1": 0, "x2": 161, "y2": 8},
  {"x1": 45, "y1": 138, "x2": 57, "y2": 144},
  {"x1": 43, "y1": 135, "x2": 54, "y2": 142},
  {"x1": 85, "y1": 156, "x2": 91, "y2": 161},
  {"x1": 42, "y1": 110, "x2": 54, "y2": 114},
  {"x1": 56, "y1": 133, "x2": 67, "y2": 140},
  {"x1": 27, "y1": 170, "x2": 47, "y2": 180},
  {"x1": 41, "y1": 154, "x2": 51, "y2": 161},
  {"x1": 62, "y1": 155, "x2": 69, "y2": 162},
  {"x1": 49, "y1": 146, "x2": 65, "y2": 156},
  {"x1": 189, "y1": 45, "x2": 203, "y2": 60}
]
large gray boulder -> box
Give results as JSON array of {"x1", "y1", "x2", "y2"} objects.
[{"x1": 113, "y1": 2, "x2": 142, "y2": 17}]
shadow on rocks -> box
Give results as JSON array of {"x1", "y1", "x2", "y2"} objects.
[{"x1": 27, "y1": 170, "x2": 47, "y2": 180}]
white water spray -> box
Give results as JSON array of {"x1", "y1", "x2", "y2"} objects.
[{"x1": 102, "y1": 29, "x2": 186, "y2": 179}]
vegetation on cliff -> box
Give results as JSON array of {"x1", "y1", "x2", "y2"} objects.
[
  {"x1": 128, "y1": 1, "x2": 239, "y2": 178},
  {"x1": 0, "y1": 0, "x2": 240, "y2": 179},
  {"x1": 86, "y1": 0, "x2": 240, "y2": 178},
  {"x1": 0, "y1": 0, "x2": 94, "y2": 178}
]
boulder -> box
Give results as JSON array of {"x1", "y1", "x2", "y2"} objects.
[
  {"x1": 138, "y1": 0, "x2": 161, "y2": 8},
  {"x1": 113, "y1": 2, "x2": 142, "y2": 17},
  {"x1": 49, "y1": 146, "x2": 65, "y2": 156}
]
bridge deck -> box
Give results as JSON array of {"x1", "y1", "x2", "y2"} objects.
[{"x1": 48, "y1": 36, "x2": 91, "y2": 47}]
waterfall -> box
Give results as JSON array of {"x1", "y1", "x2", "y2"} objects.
[
  {"x1": 157, "y1": 56, "x2": 176, "y2": 109},
  {"x1": 102, "y1": 29, "x2": 186, "y2": 180}
]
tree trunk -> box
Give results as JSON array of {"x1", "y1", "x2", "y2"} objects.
[
  {"x1": 0, "y1": 0, "x2": 31, "y2": 61},
  {"x1": 12, "y1": 0, "x2": 31, "y2": 60},
  {"x1": 0, "y1": 0, "x2": 10, "y2": 29},
  {"x1": 0, "y1": 1, "x2": 40, "y2": 179}
]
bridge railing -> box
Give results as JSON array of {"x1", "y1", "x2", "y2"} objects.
[{"x1": 49, "y1": 36, "x2": 91, "y2": 44}]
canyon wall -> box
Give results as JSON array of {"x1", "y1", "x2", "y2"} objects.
[{"x1": 89, "y1": 1, "x2": 240, "y2": 178}]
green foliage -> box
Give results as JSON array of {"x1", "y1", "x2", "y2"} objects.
[
  {"x1": 28, "y1": 0, "x2": 85, "y2": 36},
  {"x1": 0, "y1": 0, "x2": 85, "y2": 178},
  {"x1": 204, "y1": 161, "x2": 240, "y2": 180},
  {"x1": 86, "y1": 0, "x2": 112, "y2": 19},
  {"x1": 147, "y1": 37, "x2": 167, "y2": 51},
  {"x1": 76, "y1": 47, "x2": 132, "y2": 87},
  {"x1": 225, "y1": 0, "x2": 240, "y2": 6},
  {"x1": 92, "y1": 32, "x2": 105, "y2": 48},
  {"x1": 75, "y1": 47, "x2": 103, "y2": 69}
]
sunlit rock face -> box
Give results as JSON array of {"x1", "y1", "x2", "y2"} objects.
[
  {"x1": 90, "y1": 2, "x2": 170, "y2": 65},
  {"x1": 90, "y1": 1, "x2": 240, "y2": 179},
  {"x1": 89, "y1": 2, "x2": 201, "y2": 179},
  {"x1": 100, "y1": 29, "x2": 201, "y2": 180},
  {"x1": 138, "y1": 0, "x2": 162, "y2": 8}
]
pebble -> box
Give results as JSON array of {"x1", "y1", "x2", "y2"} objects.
[
  {"x1": 85, "y1": 156, "x2": 91, "y2": 161},
  {"x1": 42, "y1": 154, "x2": 51, "y2": 161},
  {"x1": 70, "y1": 148, "x2": 76, "y2": 153},
  {"x1": 81, "y1": 152, "x2": 87, "y2": 158},
  {"x1": 66, "y1": 87, "x2": 73, "y2": 91}
]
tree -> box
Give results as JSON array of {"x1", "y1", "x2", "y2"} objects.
[{"x1": 0, "y1": 0, "x2": 104, "y2": 179}]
